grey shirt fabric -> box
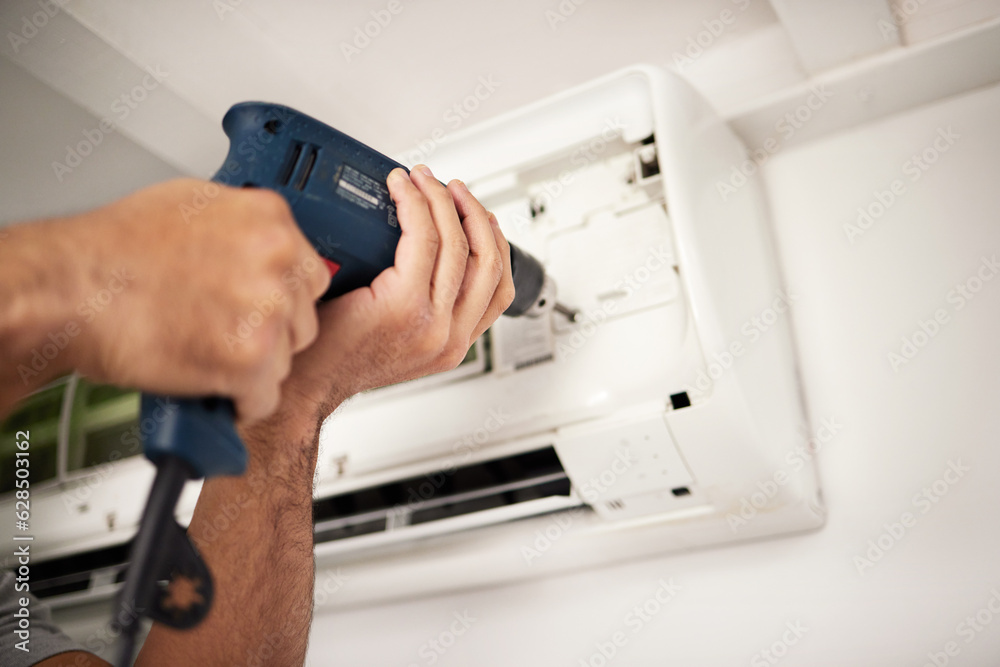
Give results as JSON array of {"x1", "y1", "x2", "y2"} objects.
[{"x1": 0, "y1": 569, "x2": 87, "y2": 667}]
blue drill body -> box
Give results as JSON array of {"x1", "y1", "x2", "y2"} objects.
[
  {"x1": 142, "y1": 102, "x2": 416, "y2": 478},
  {"x1": 115, "y1": 102, "x2": 551, "y2": 666},
  {"x1": 138, "y1": 102, "x2": 548, "y2": 480}
]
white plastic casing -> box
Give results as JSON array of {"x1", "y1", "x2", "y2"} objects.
[{"x1": 1, "y1": 65, "x2": 823, "y2": 611}]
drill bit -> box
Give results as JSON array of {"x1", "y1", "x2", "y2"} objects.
[{"x1": 553, "y1": 302, "x2": 579, "y2": 323}]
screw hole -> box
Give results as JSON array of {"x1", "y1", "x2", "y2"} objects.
[{"x1": 263, "y1": 120, "x2": 281, "y2": 134}]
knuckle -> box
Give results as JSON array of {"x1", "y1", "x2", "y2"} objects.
[
  {"x1": 450, "y1": 234, "x2": 471, "y2": 257},
  {"x1": 499, "y1": 279, "x2": 516, "y2": 310},
  {"x1": 303, "y1": 307, "x2": 320, "y2": 341},
  {"x1": 231, "y1": 332, "x2": 269, "y2": 372},
  {"x1": 485, "y1": 300, "x2": 507, "y2": 327},
  {"x1": 497, "y1": 232, "x2": 511, "y2": 254},
  {"x1": 427, "y1": 188, "x2": 453, "y2": 208},
  {"x1": 488, "y1": 251, "x2": 504, "y2": 284},
  {"x1": 272, "y1": 227, "x2": 300, "y2": 260},
  {"x1": 407, "y1": 189, "x2": 428, "y2": 208},
  {"x1": 240, "y1": 276, "x2": 279, "y2": 309},
  {"x1": 424, "y1": 228, "x2": 441, "y2": 254},
  {"x1": 295, "y1": 312, "x2": 320, "y2": 352},
  {"x1": 281, "y1": 287, "x2": 300, "y2": 315},
  {"x1": 443, "y1": 281, "x2": 461, "y2": 305},
  {"x1": 250, "y1": 188, "x2": 292, "y2": 218},
  {"x1": 398, "y1": 301, "x2": 434, "y2": 337},
  {"x1": 419, "y1": 324, "x2": 450, "y2": 358},
  {"x1": 441, "y1": 343, "x2": 470, "y2": 370},
  {"x1": 246, "y1": 226, "x2": 297, "y2": 266}
]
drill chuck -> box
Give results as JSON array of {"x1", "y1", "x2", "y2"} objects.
[{"x1": 505, "y1": 244, "x2": 545, "y2": 316}]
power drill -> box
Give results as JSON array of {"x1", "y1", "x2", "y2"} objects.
[{"x1": 112, "y1": 102, "x2": 573, "y2": 665}]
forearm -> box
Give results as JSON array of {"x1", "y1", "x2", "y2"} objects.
[
  {"x1": 0, "y1": 217, "x2": 93, "y2": 414},
  {"x1": 135, "y1": 403, "x2": 332, "y2": 667}
]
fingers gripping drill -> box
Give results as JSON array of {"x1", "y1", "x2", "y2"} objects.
[{"x1": 112, "y1": 103, "x2": 574, "y2": 665}]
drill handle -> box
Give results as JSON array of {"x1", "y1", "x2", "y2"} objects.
[{"x1": 138, "y1": 395, "x2": 247, "y2": 479}]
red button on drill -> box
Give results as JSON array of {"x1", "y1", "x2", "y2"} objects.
[{"x1": 322, "y1": 258, "x2": 341, "y2": 277}]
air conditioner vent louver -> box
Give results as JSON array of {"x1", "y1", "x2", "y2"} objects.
[
  {"x1": 30, "y1": 542, "x2": 130, "y2": 600},
  {"x1": 24, "y1": 447, "x2": 576, "y2": 605},
  {"x1": 313, "y1": 446, "x2": 571, "y2": 544}
]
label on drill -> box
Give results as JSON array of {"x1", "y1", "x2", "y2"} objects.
[{"x1": 335, "y1": 165, "x2": 397, "y2": 228}]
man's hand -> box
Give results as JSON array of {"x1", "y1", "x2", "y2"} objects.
[
  {"x1": 136, "y1": 167, "x2": 513, "y2": 666},
  {"x1": 0, "y1": 178, "x2": 329, "y2": 422},
  {"x1": 273, "y1": 165, "x2": 515, "y2": 425}
]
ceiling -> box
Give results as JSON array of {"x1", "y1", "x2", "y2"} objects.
[
  {"x1": 0, "y1": 0, "x2": 997, "y2": 215},
  {"x1": 4, "y1": 0, "x2": 801, "y2": 180}
]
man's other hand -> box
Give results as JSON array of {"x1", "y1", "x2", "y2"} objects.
[
  {"x1": 0, "y1": 178, "x2": 329, "y2": 422},
  {"x1": 275, "y1": 165, "x2": 515, "y2": 424}
]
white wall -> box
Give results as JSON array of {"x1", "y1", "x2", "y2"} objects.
[
  {"x1": 302, "y1": 81, "x2": 1000, "y2": 667},
  {"x1": 5, "y1": 1, "x2": 996, "y2": 664},
  {"x1": 0, "y1": 55, "x2": 178, "y2": 224}
]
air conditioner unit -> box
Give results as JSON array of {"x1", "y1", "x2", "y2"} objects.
[{"x1": 1, "y1": 64, "x2": 823, "y2": 615}]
